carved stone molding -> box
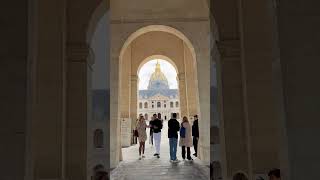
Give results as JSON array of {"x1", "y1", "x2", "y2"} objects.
[
  {"x1": 178, "y1": 73, "x2": 185, "y2": 80},
  {"x1": 131, "y1": 75, "x2": 138, "y2": 81}
]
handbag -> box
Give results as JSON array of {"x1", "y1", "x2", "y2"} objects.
[{"x1": 180, "y1": 123, "x2": 186, "y2": 138}]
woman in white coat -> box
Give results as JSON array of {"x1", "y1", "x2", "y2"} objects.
[{"x1": 179, "y1": 116, "x2": 193, "y2": 160}]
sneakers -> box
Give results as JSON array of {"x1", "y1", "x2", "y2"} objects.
[
  {"x1": 153, "y1": 153, "x2": 159, "y2": 156},
  {"x1": 187, "y1": 157, "x2": 193, "y2": 161},
  {"x1": 173, "y1": 159, "x2": 180, "y2": 163}
]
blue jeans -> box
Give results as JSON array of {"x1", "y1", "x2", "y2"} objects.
[{"x1": 169, "y1": 138, "x2": 178, "y2": 160}]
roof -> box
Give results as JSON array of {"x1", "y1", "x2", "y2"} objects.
[{"x1": 139, "y1": 89, "x2": 179, "y2": 99}]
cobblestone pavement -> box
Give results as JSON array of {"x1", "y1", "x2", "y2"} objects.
[{"x1": 111, "y1": 121, "x2": 210, "y2": 180}]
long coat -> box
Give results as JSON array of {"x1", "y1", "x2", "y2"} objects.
[
  {"x1": 179, "y1": 121, "x2": 193, "y2": 147},
  {"x1": 136, "y1": 120, "x2": 147, "y2": 142}
]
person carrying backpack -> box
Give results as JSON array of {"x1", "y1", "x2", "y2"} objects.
[{"x1": 179, "y1": 116, "x2": 193, "y2": 161}]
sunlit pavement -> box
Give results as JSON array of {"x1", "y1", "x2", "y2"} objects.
[{"x1": 111, "y1": 121, "x2": 210, "y2": 180}]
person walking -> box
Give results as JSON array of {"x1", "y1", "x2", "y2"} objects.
[
  {"x1": 192, "y1": 114, "x2": 199, "y2": 157},
  {"x1": 168, "y1": 113, "x2": 180, "y2": 162},
  {"x1": 149, "y1": 116, "x2": 154, "y2": 146},
  {"x1": 179, "y1": 116, "x2": 193, "y2": 161},
  {"x1": 151, "y1": 113, "x2": 162, "y2": 158},
  {"x1": 136, "y1": 115, "x2": 148, "y2": 159}
]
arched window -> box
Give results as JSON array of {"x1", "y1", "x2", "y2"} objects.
[
  {"x1": 157, "y1": 102, "x2": 161, "y2": 108},
  {"x1": 176, "y1": 101, "x2": 179, "y2": 107},
  {"x1": 139, "y1": 102, "x2": 143, "y2": 109},
  {"x1": 144, "y1": 102, "x2": 148, "y2": 108},
  {"x1": 94, "y1": 129, "x2": 103, "y2": 148},
  {"x1": 164, "y1": 104, "x2": 167, "y2": 108},
  {"x1": 170, "y1": 102, "x2": 174, "y2": 108}
]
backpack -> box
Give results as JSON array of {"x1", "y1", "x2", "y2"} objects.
[{"x1": 180, "y1": 123, "x2": 186, "y2": 138}]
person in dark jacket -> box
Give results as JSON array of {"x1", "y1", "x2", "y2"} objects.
[
  {"x1": 192, "y1": 114, "x2": 199, "y2": 157},
  {"x1": 168, "y1": 113, "x2": 180, "y2": 162},
  {"x1": 150, "y1": 114, "x2": 163, "y2": 158},
  {"x1": 149, "y1": 116, "x2": 154, "y2": 146}
]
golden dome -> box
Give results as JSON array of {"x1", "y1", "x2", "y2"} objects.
[
  {"x1": 147, "y1": 60, "x2": 169, "y2": 89},
  {"x1": 149, "y1": 61, "x2": 168, "y2": 82}
]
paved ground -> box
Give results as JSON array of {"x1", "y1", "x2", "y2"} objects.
[{"x1": 111, "y1": 121, "x2": 210, "y2": 180}]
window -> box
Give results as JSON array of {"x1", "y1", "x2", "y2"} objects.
[
  {"x1": 139, "y1": 102, "x2": 142, "y2": 109},
  {"x1": 164, "y1": 104, "x2": 166, "y2": 108},
  {"x1": 145, "y1": 113, "x2": 148, "y2": 120},
  {"x1": 144, "y1": 102, "x2": 148, "y2": 108},
  {"x1": 177, "y1": 113, "x2": 180, "y2": 119},
  {"x1": 152, "y1": 105, "x2": 154, "y2": 108},
  {"x1": 176, "y1": 101, "x2": 179, "y2": 107},
  {"x1": 170, "y1": 102, "x2": 174, "y2": 108},
  {"x1": 157, "y1": 102, "x2": 161, "y2": 108},
  {"x1": 94, "y1": 129, "x2": 103, "y2": 148}
]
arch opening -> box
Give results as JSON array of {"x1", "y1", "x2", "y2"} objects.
[{"x1": 118, "y1": 25, "x2": 201, "y2": 164}]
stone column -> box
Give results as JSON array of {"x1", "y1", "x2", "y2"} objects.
[
  {"x1": 217, "y1": 39, "x2": 249, "y2": 178},
  {"x1": 239, "y1": 0, "x2": 282, "y2": 177},
  {"x1": 110, "y1": 49, "x2": 121, "y2": 169},
  {"x1": 196, "y1": 49, "x2": 211, "y2": 166},
  {"x1": 130, "y1": 75, "x2": 138, "y2": 130},
  {"x1": 29, "y1": 0, "x2": 67, "y2": 179},
  {"x1": 178, "y1": 73, "x2": 189, "y2": 118},
  {"x1": 66, "y1": 43, "x2": 91, "y2": 180}
]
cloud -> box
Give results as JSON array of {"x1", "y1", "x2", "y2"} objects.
[{"x1": 138, "y1": 59, "x2": 178, "y2": 90}]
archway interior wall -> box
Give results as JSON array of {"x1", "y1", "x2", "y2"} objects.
[
  {"x1": 111, "y1": 21, "x2": 210, "y2": 167},
  {"x1": 110, "y1": 0, "x2": 209, "y2": 22},
  {"x1": 119, "y1": 31, "x2": 199, "y2": 122}
]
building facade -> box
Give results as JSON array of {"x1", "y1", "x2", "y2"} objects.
[{"x1": 138, "y1": 61, "x2": 181, "y2": 121}]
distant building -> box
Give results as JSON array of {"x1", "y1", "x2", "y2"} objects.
[{"x1": 138, "y1": 61, "x2": 180, "y2": 120}]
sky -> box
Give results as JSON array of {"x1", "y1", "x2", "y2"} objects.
[{"x1": 138, "y1": 59, "x2": 178, "y2": 90}]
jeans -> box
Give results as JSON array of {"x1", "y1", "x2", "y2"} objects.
[
  {"x1": 153, "y1": 132, "x2": 161, "y2": 154},
  {"x1": 169, "y1": 138, "x2": 178, "y2": 160}
]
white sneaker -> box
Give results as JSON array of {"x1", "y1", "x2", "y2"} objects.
[{"x1": 173, "y1": 159, "x2": 180, "y2": 163}]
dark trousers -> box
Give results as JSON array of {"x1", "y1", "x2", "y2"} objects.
[
  {"x1": 182, "y1": 146, "x2": 191, "y2": 159},
  {"x1": 193, "y1": 137, "x2": 198, "y2": 155}
]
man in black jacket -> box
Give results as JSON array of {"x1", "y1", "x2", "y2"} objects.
[
  {"x1": 168, "y1": 113, "x2": 180, "y2": 162},
  {"x1": 151, "y1": 113, "x2": 162, "y2": 158},
  {"x1": 192, "y1": 114, "x2": 199, "y2": 157}
]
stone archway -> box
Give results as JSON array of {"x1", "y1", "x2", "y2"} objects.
[{"x1": 111, "y1": 23, "x2": 210, "y2": 168}]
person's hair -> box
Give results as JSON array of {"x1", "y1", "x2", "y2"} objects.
[
  {"x1": 158, "y1": 113, "x2": 161, "y2": 118},
  {"x1": 182, "y1": 116, "x2": 188, "y2": 122},
  {"x1": 96, "y1": 171, "x2": 109, "y2": 180},
  {"x1": 194, "y1": 115, "x2": 198, "y2": 118},
  {"x1": 153, "y1": 114, "x2": 157, "y2": 117},
  {"x1": 172, "y1": 113, "x2": 177, "y2": 118},
  {"x1": 268, "y1": 168, "x2": 280, "y2": 178},
  {"x1": 139, "y1": 115, "x2": 144, "y2": 121}
]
